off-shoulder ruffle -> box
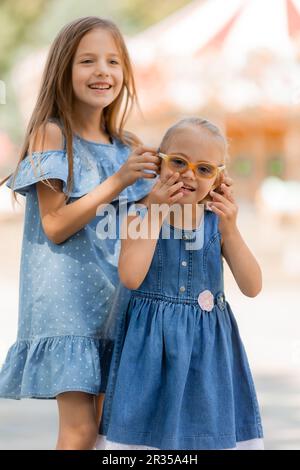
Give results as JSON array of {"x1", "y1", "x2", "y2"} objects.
[
  {"x1": 6, "y1": 146, "x2": 155, "y2": 202},
  {"x1": 0, "y1": 335, "x2": 113, "y2": 399},
  {"x1": 6, "y1": 151, "x2": 69, "y2": 197}
]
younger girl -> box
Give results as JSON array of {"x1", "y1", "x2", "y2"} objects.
[
  {"x1": 99, "y1": 117, "x2": 264, "y2": 450},
  {"x1": 0, "y1": 17, "x2": 159, "y2": 449}
]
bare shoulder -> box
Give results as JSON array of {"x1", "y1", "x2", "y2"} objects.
[{"x1": 31, "y1": 121, "x2": 64, "y2": 152}]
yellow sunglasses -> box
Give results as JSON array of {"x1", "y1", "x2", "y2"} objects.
[{"x1": 157, "y1": 152, "x2": 226, "y2": 180}]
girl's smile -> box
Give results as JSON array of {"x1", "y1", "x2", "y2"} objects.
[
  {"x1": 72, "y1": 28, "x2": 124, "y2": 110},
  {"x1": 159, "y1": 126, "x2": 225, "y2": 204},
  {"x1": 88, "y1": 81, "x2": 113, "y2": 92},
  {"x1": 177, "y1": 182, "x2": 197, "y2": 196}
]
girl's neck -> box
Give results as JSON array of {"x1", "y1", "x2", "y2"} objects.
[
  {"x1": 167, "y1": 204, "x2": 204, "y2": 230},
  {"x1": 72, "y1": 102, "x2": 110, "y2": 143}
]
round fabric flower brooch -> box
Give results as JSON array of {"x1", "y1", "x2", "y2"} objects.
[{"x1": 197, "y1": 290, "x2": 214, "y2": 312}]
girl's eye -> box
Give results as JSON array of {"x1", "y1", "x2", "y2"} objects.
[
  {"x1": 110, "y1": 60, "x2": 119, "y2": 65},
  {"x1": 81, "y1": 60, "x2": 93, "y2": 64},
  {"x1": 197, "y1": 165, "x2": 213, "y2": 175},
  {"x1": 171, "y1": 158, "x2": 187, "y2": 168}
]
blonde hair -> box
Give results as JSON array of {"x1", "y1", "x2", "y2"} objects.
[
  {"x1": 1, "y1": 16, "x2": 141, "y2": 202},
  {"x1": 159, "y1": 117, "x2": 228, "y2": 158}
]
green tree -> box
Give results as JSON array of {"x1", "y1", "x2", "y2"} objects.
[
  {"x1": 0, "y1": 0, "x2": 50, "y2": 75},
  {"x1": 29, "y1": 0, "x2": 193, "y2": 45},
  {"x1": 111, "y1": 0, "x2": 194, "y2": 32}
]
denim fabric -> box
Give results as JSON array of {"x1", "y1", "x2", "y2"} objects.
[
  {"x1": 100, "y1": 209, "x2": 264, "y2": 449},
  {"x1": 0, "y1": 129, "x2": 154, "y2": 399}
]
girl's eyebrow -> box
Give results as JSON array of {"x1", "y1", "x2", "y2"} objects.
[
  {"x1": 169, "y1": 151, "x2": 189, "y2": 158},
  {"x1": 77, "y1": 51, "x2": 120, "y2": 58},
  {"x1": 170, "y1": 152, "x2": 197, "y2": 161}
]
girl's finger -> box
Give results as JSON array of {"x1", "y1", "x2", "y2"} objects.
[
  {"x1": 208, "y1": 201, "x2": 228, "y2": 213},
  {"x1": 210, "y1": 190, "x2": 231, "y2": 206},
  {"x1": 220, "y1": 184, "x2": 234, "y2": 202},
  {"x1": 170, "y1": 192, "x2": 184, "y2": 203},
  {"x1": 150, "y1": 180, "x2": 163, "y2": 193},
  {"x1": 209, "y1": 204, "x2": 224, "y2": 217},
  {"x1": 133, "y1": 155, "x2": 160, "y2": 166},
  {"x1": 223, "y1": 176, "x2": 233, "y2": 187},
  {"x1": 135, "y1": 162, "x2": 160, "y2": 171},
  {"x1": 167, "y1": 181, "x2": 183, "y2": 195},
  {"x1": 159, "y1": 175, "x2": 168, "y2": 185},
  {"x1": 141, "y1": 154, "x2": 161, "y2": 163},
  {"x1": 164, "y1": 172, "x2": 180, "y2": 186},
  {"x1": 141, "y1": 171, "x2": 158, "y2": 179},
  {"x1": 135, "y1": 146, "x2": 158, "y2": 155}
]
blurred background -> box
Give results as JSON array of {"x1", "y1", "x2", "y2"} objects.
[{"x1": 1, "y1": 0, "x2": 300, "y2": 449}]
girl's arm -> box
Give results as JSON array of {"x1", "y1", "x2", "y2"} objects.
[
  {"x1": 220, "y1": 227, "x2": 262, "y2": 297},
  {"x1": 37, "y1": 174, "x2": 124, "y2": 244},
  {"x1": 119, "y1": 172, "x2": 184, "y2": 290},
  {"x1": 208, "y1": 184, "x2": 262, "y2": 297},
  {"x1": 118, "y1": 211, "x2": 163, "y2": 290},
  {"x1": 34, "y1": 123, "x2": 159, "y2": 244}
]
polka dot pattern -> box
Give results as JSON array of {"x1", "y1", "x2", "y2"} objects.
[{"x1": 0, "y1": 135, "x2": 154, "y2": 399}]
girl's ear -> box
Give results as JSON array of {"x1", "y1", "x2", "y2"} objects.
[{"x1": 211, "y1": 173, "x2": 224, "y2": 193}]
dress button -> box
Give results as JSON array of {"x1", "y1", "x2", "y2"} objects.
[
  {"x1": 181, "y1": 261, "x2": 187, "y2": 267},
  {"x1": 179, "y1": 286, "x2": 186, "y2": 293}
]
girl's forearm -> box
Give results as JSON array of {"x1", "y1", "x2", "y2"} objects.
[
  {"x1": 222, "y1": 228, "x2": 262, "y2": 297},
  {"x1": 43, "y1": 173, "x2": 125, "y2": 244},
  {"x1": 119, "y1": 210, "x2": 165, "y2": 290},
  {"x1": 119, "y1": 237, "x2": 159, "y2": 290}
]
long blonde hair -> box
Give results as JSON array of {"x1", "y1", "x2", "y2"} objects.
[{"x1": 1, "y1": 16, "x2": 141, "y2": 201}]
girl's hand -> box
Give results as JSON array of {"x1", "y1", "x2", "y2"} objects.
[
  {"x1": 222, "y1": 174, "x2": 234, "y2": 196},
  {"x1": 116, "y1": 147, "x2": 160, "y2": 187},
  {"x1": 147, "y1": 172, "x2": 184, "y2": 208},
  {"x1": 208, "y1": 183, "x2": 238, "y2": 237},
  {"x1": 214, "y1": 171, "x2": 234, "y2": 197}
]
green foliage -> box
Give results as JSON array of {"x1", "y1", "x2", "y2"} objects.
[
  {"x1": 0, "y1": 0, "x2": 193, "y2": 75},
  {"x1": 109, "y1": 0, "x2": 193, "y2": 32},
  {"x1": 0, "y1": 0, "x2": 48, "y2": 74}
]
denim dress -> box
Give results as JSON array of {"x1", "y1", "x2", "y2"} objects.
[
  {"x1": 0, "y1": 127, "x2": 154, "y2": 399},
  {"x1": 99, "y1": 209, "x2": 264, "y2": 450}
]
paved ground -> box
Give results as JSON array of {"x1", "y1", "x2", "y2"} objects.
[
  {"x1": 1, "y1": 372, "x2": 300, "y2": 449},
  {"x1": 0, "y1": 205, "x2": 300, "y2": 449}
]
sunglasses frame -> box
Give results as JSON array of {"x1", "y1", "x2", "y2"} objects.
[{"x1": 157, "y1": 152, "x2": 226, "y2": 180}]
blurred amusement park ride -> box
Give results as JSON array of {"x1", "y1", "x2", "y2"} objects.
[{"x1": 1, "y1": 0, "x2": 300, "y2": 220}]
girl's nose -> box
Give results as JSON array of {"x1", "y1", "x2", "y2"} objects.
[
  {"x1": 181, "y1": 168, "x2": 196, "y2": 179},
  {"x1": 95, "y1": 61, "x2": 109, "y2": 76}
]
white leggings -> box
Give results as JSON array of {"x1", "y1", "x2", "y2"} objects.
[{"x1": 95, "y1": 434, "x2": 264, "y2": 450}]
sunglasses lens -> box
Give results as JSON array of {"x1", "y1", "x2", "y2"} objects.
[
  {"x1": 164, "y1": 154, "x2": 220, "y2": 179},
  {"x1": 169, "y1": 156, "x2": 188, "y2": 171},
  {"x1": 196, "y1": 164, "x2": 215, "y2": 178}
]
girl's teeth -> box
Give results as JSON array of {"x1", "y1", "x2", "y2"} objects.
[{"x1": 89, "y1": 85, "x2": 110, "y2": 89}]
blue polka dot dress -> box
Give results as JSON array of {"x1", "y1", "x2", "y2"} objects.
[{"x1": 0, "y1": 126, "x2": 154, "y2": 399}]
